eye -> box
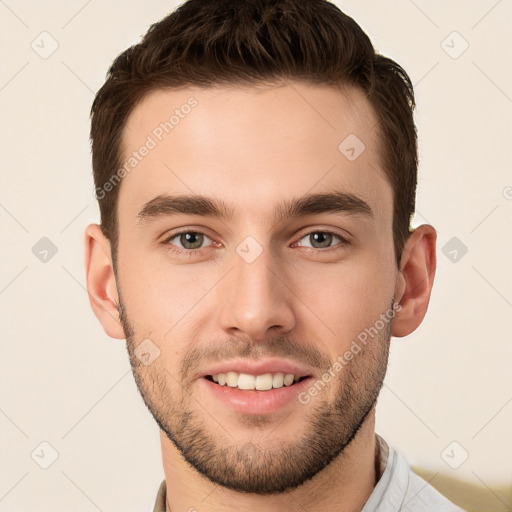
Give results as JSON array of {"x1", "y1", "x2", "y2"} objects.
[
  {"x1": 293, "y1": 229, "x2": 349, "y2": 251},
  {"x1": 162, "y1": 231, "x2": 213, "y2": 255}
]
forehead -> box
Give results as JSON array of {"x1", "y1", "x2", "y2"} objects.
[{"x1": 117, "y1": 81, "x2": 392, "y2": 229}]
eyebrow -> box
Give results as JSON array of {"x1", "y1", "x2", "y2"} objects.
[{"x1": 137, "y1": 190, "x2": 373, "y2": 226}]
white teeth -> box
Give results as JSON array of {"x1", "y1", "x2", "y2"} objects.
[
  {"x1": 238, "y1": 373, "x2": 256, "y2": 390},
  {"x1": 210, "y1": 371, "x2": 303, "y2": 390},
  {"x1": 272, "y1": 372, "x2": 284, "y2": 388},
  {"x1": 283, "y1": 374, "x2": 295, "y2": 386},
  {"x1": 255, "y1": 374, "x2": 273, "y2": 390},
  {"x1": 226, "y1": 371, "x2": 238, "y2": 387}
]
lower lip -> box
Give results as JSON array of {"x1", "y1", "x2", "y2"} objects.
[{"x1": 200, "y1": 376, "x2": 313, "y2": 415}]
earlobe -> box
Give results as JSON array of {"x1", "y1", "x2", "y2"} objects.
[
  {"x1": 391, "y1": 224, "x2": 437, "y2": 338},
  {"x1": 84, "y1": 224, "x2": 126, "y2": 339}
]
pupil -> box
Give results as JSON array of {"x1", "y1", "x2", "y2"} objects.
[
  {"x1": 312, "y1": 232, "x2": 331, "y2": 248},
  {"x1": 181, "y1": 232, "x2": 202, "y2": 249}
]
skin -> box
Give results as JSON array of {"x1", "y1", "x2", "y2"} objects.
[{"x1": 84, "y1": 81, "x2": 436, "y2": 512}]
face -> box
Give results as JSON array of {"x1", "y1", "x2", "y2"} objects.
[{"x1": 114, "y1": 82, "x2": 399, "y2": 494}]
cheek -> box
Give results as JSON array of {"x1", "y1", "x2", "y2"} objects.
[
  {"x1": 118, "y1": 248, "x2": 217, "y2": 337},
  {"x1": 295, "y1": 257, "x2": 394, "y2": 350}
]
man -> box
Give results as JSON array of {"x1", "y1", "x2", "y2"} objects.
[{"x1": 84, "y1": 1, "x2": 466, "y2": 510}]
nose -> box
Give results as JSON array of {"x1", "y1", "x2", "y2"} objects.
[{"x1": 217, "y1": 240, "x2": 296, "y2": 342}]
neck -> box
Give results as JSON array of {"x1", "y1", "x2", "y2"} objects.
[{"x1": 161, "y1": 411, "x2": 378, "y2": 512}]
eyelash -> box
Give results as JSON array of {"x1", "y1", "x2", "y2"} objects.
[{"x1": 161, "y1": 228, "x2": 350, "y2": 257}]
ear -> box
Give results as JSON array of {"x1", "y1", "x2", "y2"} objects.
[
  {"x1": 84, "y1": 223, "x2": 126, "y2": 339},
  {"x1": 391, "y1": 224, "x2": 437, "y2": 338}
]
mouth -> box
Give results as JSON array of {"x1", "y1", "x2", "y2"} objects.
[
  {"x1": 204, "y1": 372, "x2": 312, "y2": 391},
  {"x1": 201, "y1": 372, "x2": 314, "y2": 414}
]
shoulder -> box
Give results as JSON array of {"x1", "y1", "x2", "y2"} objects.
[
  {"x1": 152, "y1": 479, "x2": 166, "y2": 512},
  {"x1": 364, "y1": 436, "x2": 467, "y2": 512},
  {"x1": 403, "y1": 465, "x2": 467, "y2": 512}
]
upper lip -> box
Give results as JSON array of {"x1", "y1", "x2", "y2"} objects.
[{"x1": 200, "y1": 359, "x2": 315, "y2": 379}]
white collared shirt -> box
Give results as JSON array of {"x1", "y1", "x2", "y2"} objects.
[
  {"x1": 152, "y1": 435, "x2": 468, "y2": 511},
  {"x1": 363, "y1": 435, "x2": 467, "y2": 511}
]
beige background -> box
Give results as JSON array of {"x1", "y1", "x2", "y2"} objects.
[{"x1": 1, "y1": 0, "x2": 511, "y2": 511}]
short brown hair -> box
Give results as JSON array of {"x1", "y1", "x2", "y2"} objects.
[{"x1": 91, "y1": 0, "x2": 417, "y2": 267}]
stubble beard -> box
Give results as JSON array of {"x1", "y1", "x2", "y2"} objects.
[{"x1": 118, "y1": 294, "x2": 391, "y2": 495}]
